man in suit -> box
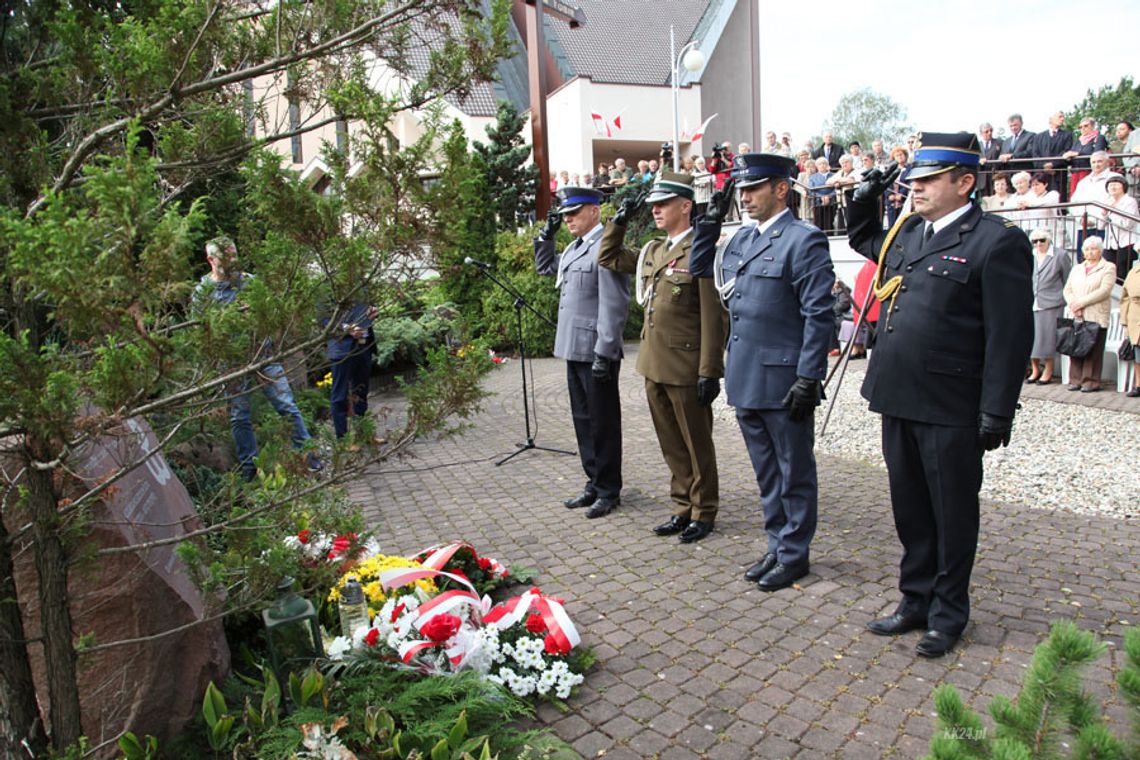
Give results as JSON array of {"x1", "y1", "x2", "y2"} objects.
[
  {"x1": 998, "y1": 113, "x2": 1035, "y2": 166},
  {"x1": 690, "y1": 154, "x2": 835, "y2": 591},
  {"x1": 535, "y1": 187, "x2": 632, "y2": 518},
  {"x1": 976, "y1": 122, "x2": 1003, "y2": 196},
  {"x1": 597, "y1": 174, "x2": 728, "y2": 544},
  {"x1": 813, "y1": 131, "x2": 842, "y2": 170},
  {"x1": 847, "y1": 133, "x2": 1033, "y2": 657},
  {"x1": 1032, "y1": 110, "x2": 1073, "y2": 197}
]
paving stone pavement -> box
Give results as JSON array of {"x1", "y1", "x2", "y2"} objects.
[{"x1": 348, "y1": 345, "x2": 1140, "y2": 759}]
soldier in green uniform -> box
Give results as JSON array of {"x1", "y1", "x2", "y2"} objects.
[{"x1": 598, "y1": 173, "x2": 728, "y2": 543}]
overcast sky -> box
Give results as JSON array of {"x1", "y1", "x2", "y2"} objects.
[{"x1": 757, "y1": 0, "x2": 1140, "y2": 144}]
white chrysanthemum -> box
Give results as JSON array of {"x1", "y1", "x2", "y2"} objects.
[{"x1": 326, "y1": 636, "x2": 352, "y2": 660}]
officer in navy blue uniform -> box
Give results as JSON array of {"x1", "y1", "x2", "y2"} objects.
[
  {"x1": 847, "y1": 133, "x2": 1033, "y2": 657},
  {"x1": 691, "y1": 154, "x2": 835, "y2": 591}
]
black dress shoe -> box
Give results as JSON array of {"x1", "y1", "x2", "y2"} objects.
[
  {"x1": 757, "y1": 561, "x2": 809, "y2": 591},
  {"x1": 743, "y1": 553, "x2": 778, "y2": 581},
  {"x1": 563, "y1": 491, "x2": 597, "y2": 509},
  {"x1": 916, "y1": 630, "x2": 959, "y2": 658},
  {"x1": 866, "y1": 611, "x2": 928, "y2": 636},
  {"x1": 678, "y1": 520, "x2": 713, "y2": 543},
  {"x1": 585, "y1": 497, "x2": 619, "y2": 519},
  {"x1": 653, "y1": 515, "x2": 691, "y2": 536}
]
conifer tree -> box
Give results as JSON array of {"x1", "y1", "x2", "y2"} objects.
[
  {"x1": 473, "y1": 101, "x2": 538, "y2": 231},
  {"x1": 925, "y1": 621, "x2": 1140, "y2": 760}
]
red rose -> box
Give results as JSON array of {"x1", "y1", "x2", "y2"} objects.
[
  {"x1": 364, "y1": 628, "x2": 380, "y2": 648},
  {"x1": 297, "y1": 529, "x2": 311, "y2": 545},
  {"x1": 420, "y1": 613, "x2": 462, "y2": 642},
  {"x1": 526, "y1": 613, "x2": 546, "y2": 634},
  {"x1": 390, "y1": 603, "x2": 406, "y2": 624},
  {"x1": 477, "y1": 557, "x2": 492, "y2": 571},
  {"x1": 543, "y1": 635, "x2": 570, "y2": 656}
]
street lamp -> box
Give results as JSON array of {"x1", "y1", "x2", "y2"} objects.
[{"x1": 670, "y1": 25, "x2": 705, "y2": 173}]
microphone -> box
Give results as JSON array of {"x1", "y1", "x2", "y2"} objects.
[{"x1": 463, "y1": 256, "x2": 490, "y2": 269}]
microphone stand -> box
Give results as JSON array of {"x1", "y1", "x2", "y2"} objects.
[{"x1": 468, "y1": 262, "x2": 576, "y2": 466}]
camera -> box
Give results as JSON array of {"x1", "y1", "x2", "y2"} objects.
[
  {"x1": 713, "y1": 142, "x2": 729, "y2": 155},
  {"x1": 660, "y1": 141, "x2": 674, "y2": 161}
]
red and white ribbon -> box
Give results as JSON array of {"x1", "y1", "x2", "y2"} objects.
[
  {"x1": 379, "y1": 566, "x2": 476, "y2": 595},
  {"x1": 484, "y1": 589, "x2": 580, "y2": 652}
]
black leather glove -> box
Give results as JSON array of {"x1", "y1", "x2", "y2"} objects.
[
  {"x1": 978, "y1": 413, "x2": 1013, "y2": 451},
  {"x1": 704, "y1": 178, "x2": 736, "y2": 224},
  {"x1": 696, "y1": 376, "x2": 720, "y2": 406},
  {"x1": 613, "y1": 190, "x2": 647, "y2": 226},
  {"x1": 590, "y1": 354, "x2": 611, "y2": 382},
  {"x1": 781, "y1": 377, "x2": 822, "y2": 422},
  {"x1": 852, "y1": 161, "x2": 901, "y2": 204},
  {"x1": 538, "y1": 208, "x2": 562, "y2": 241}
]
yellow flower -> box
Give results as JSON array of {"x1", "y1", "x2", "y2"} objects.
[
  {"x1": 316, "y1": 372, "x2": 332, "y2": 388},
  {"x1": 328, "y1": 555, "x2": 437, "y2": 609}
]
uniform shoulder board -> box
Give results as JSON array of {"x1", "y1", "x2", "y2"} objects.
[{"x1": 1003, "y1": 219, "x2": 1018, "y2": 228}]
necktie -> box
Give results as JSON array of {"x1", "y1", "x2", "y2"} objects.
[{"x1": 923, "y1": 224, "x2": 935, "y2": 248}]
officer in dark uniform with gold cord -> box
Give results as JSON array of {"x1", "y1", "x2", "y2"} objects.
[
  {"x1": 597, "y1": 173, "x2": 728, "y2": 543},
  {"x1": 847, "y1": 133, "x2": 1033, "y2": 658}
]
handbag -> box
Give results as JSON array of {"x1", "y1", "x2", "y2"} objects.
[
  {"x1": 1055, "y1": 317, "x2": 1099, "y2": 359},
  {"x1": 1120, "y1": 338, "x2": 1136, "y2": 362}
]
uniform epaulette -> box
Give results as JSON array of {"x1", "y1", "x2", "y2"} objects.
[{"x1": 1003, "y1": 220, "x2": 1018, "y2": 228}]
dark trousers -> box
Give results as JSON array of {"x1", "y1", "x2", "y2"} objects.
[
  {"x1": 566, "y1": 360, "x2": 622, "y2": 500},
  {"x1": 881, "y1": 415, "x2": 983, "y2": 636},
  {"x1": 645, "y1": 379, "x2": 718, "y2": 524},
  {"x1": 330, "y1": 348, "x2": 372, "y2": 438},
  {"x1": 1067, "y1": 326, "x2": 1107, "y2": 389},
  {"x1": 735, "y1": 407, "x2": 818, "y2": 565}
]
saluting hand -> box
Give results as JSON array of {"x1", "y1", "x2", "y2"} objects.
[
  {"x1": 704, "y1": 179, "x2": 736, "y2": 224},
  {"x1": 852, "y1": 161, "x2": 901, "y2": 204},
  {"x1": 538, "y1": 208, "x2": 563, "y2": 241},
  {"x1": 613, "y1": 190, "x2": 647, "y2": 225}
]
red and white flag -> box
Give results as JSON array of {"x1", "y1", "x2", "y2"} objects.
[
  {"x1": 589, "y1": 110, "x2": 611, "y2": 137},
  {"x1": 611, "y1": 109, "x2": 626, "y2": 132},
  {"x1": 690, "y1": 113, "x2": 718, "y2": 143}
]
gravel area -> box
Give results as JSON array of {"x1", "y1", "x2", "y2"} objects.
[{"x1": 714, "y1": 362, "x2": 1140, "y2": 521}]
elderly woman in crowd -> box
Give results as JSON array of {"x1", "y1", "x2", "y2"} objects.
[
  {"x1": 808, "y1": 156, "x2": 836, "y2": 233},
  {"x1": 1002, "y1": 171, "x2": 1035, "y2": 223},
  {"x1": 1101, "y1": 175, "x2": 1139, "y2": 282},
  {"x1": 1063, "y1": 116, "x2": 1110, "y2": 197},
  {"x1": 826, "y1": 154, "x2": 861, "y2": 234},
  {"x1": 885, "y1": 145, "x2": 910, "y2": 227},
  {"x1": 1121, "y1": 257, "x2": 1140, "y2": 397},
  {"x1": 1026, "y1": 229, "x2": 1072, "y2": 384},
  {"x1": 795, "y1": 157, "x2": 817, "y2": 221},
  {"x1": 1024, "y1": 171, "x2": 1063, "y2": 243},
  {"x1": 980, "y1": 173, "x2": 1012, "y2": 212},
  {"x1": 1062, "y1": 236, "x2": 1117, "y2": 392},
  {"x1": 691, "y1": 156, "x2": 713, "y2": 218}
]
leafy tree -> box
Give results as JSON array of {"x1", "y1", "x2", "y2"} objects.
[
  {"x1": 473, "y1": 100, "x2": 538, "y2": 231},
  {"x1": 0, "y1": 0, "x2": 511, "y2": 754},
  {"x1": 823, "y1": 87, "x2": 913, "y2": 151},
  {"x1": 1066, "y1": 76, "x2": 1140, "y2": 132}
]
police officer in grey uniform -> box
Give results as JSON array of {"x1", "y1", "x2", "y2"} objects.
[
  {"x1": 535, "y1": 188, "x2": 632, "y2": 518},
  {"x1": 690, "y1": 154, "x2": 835, "y2": 591},
  {"x1": 847, "y1": 133, "x2": 1033, "y2": 657}
]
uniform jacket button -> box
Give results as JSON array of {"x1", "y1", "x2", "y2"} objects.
[
  {"x1": 900, "y1": 285, "x2": 908, "y2": 292},
  {"x1": 906, "y1": 265, "x2": 913, "y2": 272},
  {"x1": 733, "y1": 335, "x2": 739, "y2": 341},
  {"x1": 887, "y1": 326, "x2": 894, "y2": 332}
]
